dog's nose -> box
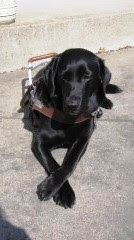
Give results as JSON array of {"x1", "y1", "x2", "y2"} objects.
[
  {"x1": 66, "y1": 96, "x2": 80, "y2": 112},
  {"x1": 67, "y1": 102, "x2": 78, "y2": 111}
]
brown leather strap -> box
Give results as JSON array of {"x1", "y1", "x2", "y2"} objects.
[
  {"x1": 32, "y1": 102, "x2": 90, "y2": 124},
  {"x1": 28, "y1": 53, "x2": 57, "y2": 63}
]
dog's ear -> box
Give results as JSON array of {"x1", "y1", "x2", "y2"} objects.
[
  {"x1": 98, "y1": 58, "x2": 113, "y2": 109},
  {"x1": 42, "y1": 55, "x2": 60, "y2": 100},
  {"x1": 99, "y1": 58, "x2": 122, "y2": 94},
  {"x1": 99, "y1": 58, "x2": 111, "y2": 90}
]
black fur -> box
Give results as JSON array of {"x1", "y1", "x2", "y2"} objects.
[
  {"x1": 106, "y1": 84, "x2": 122, "y2": 94},
  {"x1": 30, "y1": 48, "x2": 122, "y2": 208}
]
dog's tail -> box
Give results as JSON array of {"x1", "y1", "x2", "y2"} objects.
[{"x1": 106, "y1": 84, "x2": 122, "y2": 94}]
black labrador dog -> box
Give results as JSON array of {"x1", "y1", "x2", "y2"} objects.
[{"x1": 25, "y1": 48, "x2": 122, "y2": 209}]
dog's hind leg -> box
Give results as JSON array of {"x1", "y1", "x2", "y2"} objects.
[{"x1": 106, "y1": 84, "x2": 122, "y2": 94}]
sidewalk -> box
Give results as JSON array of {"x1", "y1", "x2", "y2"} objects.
[
  {"x1": 0, "y1": 47, "x2": 134, "y2": 240},
  {"x1": 17, "y1": 0, "x2": 134, "y2": 22}
]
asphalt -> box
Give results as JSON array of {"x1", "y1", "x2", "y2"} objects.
[{"x1": 0, "y1": 47, "x2": 134, "y2": 240}]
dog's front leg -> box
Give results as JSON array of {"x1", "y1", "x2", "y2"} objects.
[
  {"x1": 32, "y1": 140, "x2": 76, "y2": 208},
  {"x1": 37, "y1": 137, "x2": 88, "y2": 201}
]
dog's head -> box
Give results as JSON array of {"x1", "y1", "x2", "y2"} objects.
[{"x1": 40, "y1": 48, "x2": 111, "y2": 115}]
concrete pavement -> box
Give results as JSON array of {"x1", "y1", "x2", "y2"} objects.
[
  {"x1": 1, "y1": 0, "x2": 134, "y2": 73},
  {"x1": 18, "y1": 0, "x2": 134, "y2": 17},
  {"x1": 0, "y1": 47, "x2": 134, "y2": 240}
]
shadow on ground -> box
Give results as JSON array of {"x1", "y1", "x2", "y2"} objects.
[
  {"x1": 18, "y1": 77, "x2": 38, "y2": 133},
  {"x1": 0, "y1": 207, "x2": 32, "y2": 240}
]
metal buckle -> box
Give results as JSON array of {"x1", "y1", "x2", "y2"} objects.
[
  {"x1": 30, "y1": 84, "x2": 36, "y2": 104},
  {"x1": 91, "y1": 108, "x2": 101, "y2": 128}
]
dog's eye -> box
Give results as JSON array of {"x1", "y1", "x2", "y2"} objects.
[
  {"x1": 62, "y1": 77, "x2": 70, "y2": 82},
  {"x1": 83, "y1": 75, "x2": 92, "y2": 81}
]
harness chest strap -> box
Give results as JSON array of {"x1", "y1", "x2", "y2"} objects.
[{"x1": 32, "y1": 99, "x2": 92, "y2": 124}]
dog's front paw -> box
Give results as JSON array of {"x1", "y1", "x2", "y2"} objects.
[
  {"x1": 53, "y1": 182, "x2": 76, "y2": 209},
  {"x1": 101, "y1": 98, "x2": 113, "y2": 109},
  {"x1": 36, "y1": 175, "x2": 59, "y2": 201}
]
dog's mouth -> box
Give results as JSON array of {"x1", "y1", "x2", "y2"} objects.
[
  {"x1": 63, "y1": 105, "x2": 83, "y2": 116},
  {"x1": 64, "y1": 111, "x2": 80, "y2": 116}
]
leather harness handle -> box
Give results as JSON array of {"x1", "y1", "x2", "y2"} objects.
[{"x1": 28, "y1": 52, "x2": 58, "y2": 63}]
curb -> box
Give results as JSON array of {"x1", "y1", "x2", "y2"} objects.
[{"x1": 0, "y1": 12, "x2": 134, "y2": 73}]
